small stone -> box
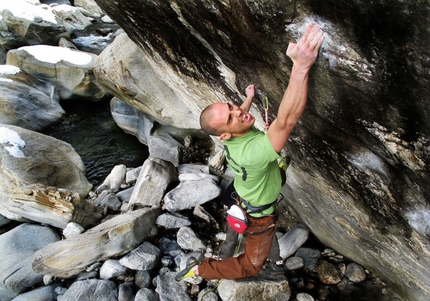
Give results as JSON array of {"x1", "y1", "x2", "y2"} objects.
[
  {"x1": 119, "y1": 241, "x2": 161, "y2": 271},
  {"x1": 295, "y1": 248, "x2": 321, "y2": 272},
  {"x1": 279, "y1": 225, "x2": 309, "y2": 260},
  {"x1": 296, "y1": 292, "x2": 315, "y2": 301},
  {"x1": 43, "y1": 274, "x2": 54, "y2": 285},
  {"x1": 63, "y1": 222, "x2": 85, "y2": 238},
  {"x1": 316, "y1": 260, "x2": 342, "y2": 285},
  {"x1": 345, "y1": 263, "x2": 367, "y2": 283},
  {"x1": 284, "y1": 256, "x2": 304, "y2": 271},
  {"x1": 99, "y1": 259, "x2": 127, "y2": 280}
]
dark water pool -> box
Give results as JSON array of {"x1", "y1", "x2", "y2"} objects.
[{"x1": 43, "y1": 99, "x2": 148, "y2": 187}]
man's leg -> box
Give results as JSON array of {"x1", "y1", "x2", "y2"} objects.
[{"x1": 198, "y1": 215, "x2": 276, "y2": 280}]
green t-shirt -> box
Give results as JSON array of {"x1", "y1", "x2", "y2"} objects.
[{"x1": 223, "y1": 127, "x2": 282, "y2": 216}]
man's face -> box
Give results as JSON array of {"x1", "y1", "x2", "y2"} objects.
[{"x1": 209, "y1": 102, "x2": 255, "y2": 139}]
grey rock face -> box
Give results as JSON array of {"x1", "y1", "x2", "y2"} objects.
[{"x1": 0, "y1": 224, "x2": 60, "y2": 297}]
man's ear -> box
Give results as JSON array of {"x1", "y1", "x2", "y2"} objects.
[{"x1": 219, "y1": 133, "x2": 231, "y2": 141}]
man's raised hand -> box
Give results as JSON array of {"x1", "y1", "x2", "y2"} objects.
[{"x1": 286, "y1": 23, "x2": 324, "y2": 71}]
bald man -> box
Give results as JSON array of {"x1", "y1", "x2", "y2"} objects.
[{"x1": 176, "y1": 23, "x2": 324, "y2": 281}]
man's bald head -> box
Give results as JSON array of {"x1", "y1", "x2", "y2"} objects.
[{"x1": 199, "y1": 104, "x2": 222, "y2": 136}]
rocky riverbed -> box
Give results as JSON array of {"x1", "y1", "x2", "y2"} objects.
[{"x1": 0, "y1": 153, "x2": 400, "y2": 301}]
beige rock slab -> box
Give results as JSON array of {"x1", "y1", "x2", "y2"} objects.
[{"x1": 32, "y1": 207, "x2": 161, "y2": 278}]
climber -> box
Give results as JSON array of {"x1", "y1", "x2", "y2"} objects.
[{"x1": 176, "y1": 22, "x2": 324, "y2": 281}]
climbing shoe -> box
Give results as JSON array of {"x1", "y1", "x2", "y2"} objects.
[
  {"x1": 279, "y1": 156, "x2": 291, "y2": 172},
  {"x1": 175, "y1": 256, "x2": 199, "y2": 281}
]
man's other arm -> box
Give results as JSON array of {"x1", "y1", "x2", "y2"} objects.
[{"x1": 240, "y1": 84, "x2": 255, "y2": 112}]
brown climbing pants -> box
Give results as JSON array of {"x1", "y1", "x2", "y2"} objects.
[{"x1": 198, "y1": 214, "x2": 276, "y2": 280}]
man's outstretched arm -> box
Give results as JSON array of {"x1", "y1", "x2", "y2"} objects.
[{"x1": 268, "y1": 23, "x2": 324, "y2": 153}]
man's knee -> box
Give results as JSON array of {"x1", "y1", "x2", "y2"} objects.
[{"x1": 245, "y1": 263, "x2": 263, "y2": 278}]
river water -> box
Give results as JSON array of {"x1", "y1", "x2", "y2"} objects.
[{"x1": 43, "y1": 99, "x2": 148, "y2": 187}]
